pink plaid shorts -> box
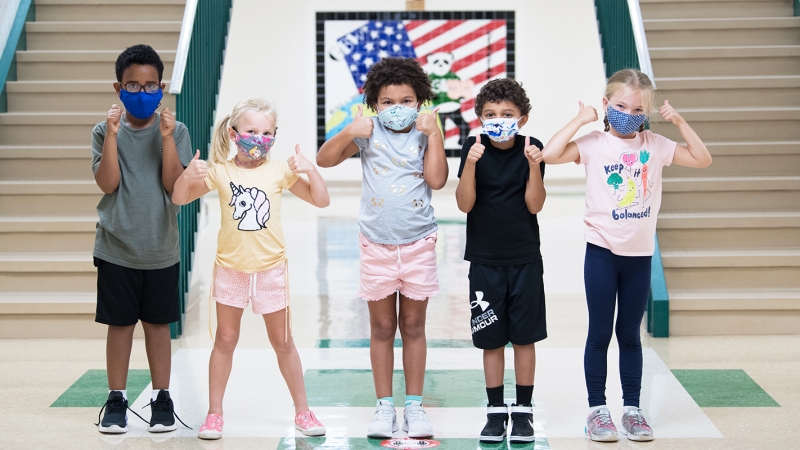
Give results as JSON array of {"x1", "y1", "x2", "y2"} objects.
[{"x1": 212, "y1": 263, "x2": 287, "y2": 314}]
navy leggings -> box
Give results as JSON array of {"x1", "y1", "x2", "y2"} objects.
[{"x1": 583, "y1": 243, "x2": 651, "y2": 407}]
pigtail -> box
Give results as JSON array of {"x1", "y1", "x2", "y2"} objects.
[
  {"x1": 603, "y1": 115, "x2": 610, "y2": 132},
  {"x1": 639, "y1": 122, "x2": 646, "y2": 133},
  {"x1": 211, "y1": 115, "x2": 232, "y2": 164}
]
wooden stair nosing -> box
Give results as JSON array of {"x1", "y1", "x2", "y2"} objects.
[
  {"x1": 0, "y1": 215, "x2": 97, "y2": 232},
  {"x1": 0, "y1": 292, "x2": 96, "y2": 314},
  {"x1": 650, "y1": 45, "x2": 800, "y2": 59},
  {"x1": 16, "y1": 50, "x2": 176, "y2": 62},
  {"x1": 662, "y1": 249, "x2": 800, "y2": 268},
  {"x1": 655, "y1": 75, "x2": 800, "y2": 90},
  {"x1": 662, "y1": 176, "x2": 800, "y2": 191},
  {"x1": 0, "y1": 146, "x2": 90, "y2": 159},
  {"x1": 658, "y1": 211, "x2": 800, "y2": 229},
  {"x1": 0, "y1": 180, "x2": 101, "y2": 195},
  {"x1": 703, "y1": 141, "x2": 800, "y2": 155},
  {"x1": 644, "y1": 17, "x2": 800, "y2": 30},
  {"x1": 0, "y1": 252, "x2": 95, "y2": 272},
  {"x1": 25, "y1": 21, "x2": 182, "y2": 33}
]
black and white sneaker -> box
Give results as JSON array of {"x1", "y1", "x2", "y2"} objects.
[
  {"x1": 145, "y1": 390, "x2": 191, "y2": 433},
  {"x1": 96, "y1": 391, "x2": 147, "y2": 434},
  {"x1": 479, "y1": 404, "x2": 508, "y2": 443},
  {"x1": 509, "y1": 403, "x2": 535, "y2": 443}
]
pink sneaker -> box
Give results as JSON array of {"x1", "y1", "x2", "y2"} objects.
[
  {"x1": 295, "y1": 410, "x2": 326, "y2": 436},
  {"x1": 198, "y1": 414, "x2": 223, "y2": 440}
]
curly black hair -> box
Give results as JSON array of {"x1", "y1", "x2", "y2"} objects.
[
  {"x1": 474, "y1": 78, "x2": 531, "y2": 117},
  {"x1": 362, "y1": 57, "x2": 434, "y2": 111},
  {"x1": 115, "y1": 44, "x2": 165, "y2": 82}
]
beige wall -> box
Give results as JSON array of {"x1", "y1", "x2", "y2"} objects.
[{"x1": 216, "y1": 0, "x2": 606, "y2": 182}]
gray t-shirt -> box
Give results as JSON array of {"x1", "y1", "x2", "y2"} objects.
[
  {"x1": 354, "y1": 117, "x2": 437, "y2": 244},
  {"x1": 91, "y1": 113, "x2": 193, "y2": 269}
]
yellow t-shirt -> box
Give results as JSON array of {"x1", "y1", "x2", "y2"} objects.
[{"x1": 204, "y1": 159, "x2": 300, "y2": 272}]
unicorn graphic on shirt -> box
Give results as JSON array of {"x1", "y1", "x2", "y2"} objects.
[{"x1": 229, "y1": 182, "x2": 270, "y2": 231}]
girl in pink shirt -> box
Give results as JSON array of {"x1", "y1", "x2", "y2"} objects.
[{"x1": 542, "y1": 69, "x2": 711, "y2": 443}]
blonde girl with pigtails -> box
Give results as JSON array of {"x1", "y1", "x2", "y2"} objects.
[
  {"x1": 542, "y1": 69, "x2": 712, "y2": 443},
  {"x1": 172, "y1": 98, "x2": 330, "y2": 440}
]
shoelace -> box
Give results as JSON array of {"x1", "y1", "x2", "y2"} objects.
[
  {"x1": 374, "y1": 408, "x2": 395, "y2": 423},
  {"x1": 95, "y1": 398, "x2": 148, "y2": 427},
  {"x1": 143, "y1": 398, "x2": 193, "y2": 430},
  {"x1": 406, "y1": 409, "x2": 428, "y2": 422},
  {"x1": 626, "y1": 412, "x2": 648, "y2": 427},
  {"x1": 594, "y1": 413, "x2": 614, "y2": 427},
  {"x1": 202, "y1": 415, "x2": 223, "y2": 430}
]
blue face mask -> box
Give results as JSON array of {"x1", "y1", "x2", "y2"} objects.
[
  {"x1": 481, "y1": 118, "x2": 520, "y2": 143},
  {"x1": 119, "y1": 89, "x2": 163, "y2": 120},
  {"x1": 377, "y1": 104, "x2": 418, "y2": 131},
  {"x1": 606, "y1": 105, "x2": 647, "y2": 135}
]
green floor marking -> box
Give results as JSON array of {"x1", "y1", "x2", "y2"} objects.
[
  {"x1": 306, "y1": 369, "x2": 527, "y2": 407},
  {"x1": 671, "y1": 369, "x2": 780, "y2": 407},
  {"x1": 317, "y1": 339, "x2": 511, "y2": 348},
  {"x1": 278, "y1": 437, "x2": 550, "y2": 450},
  {"x1": 51, "y1": 369, "x2": 151, "y2": 407}
]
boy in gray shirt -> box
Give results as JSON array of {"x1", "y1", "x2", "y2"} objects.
[{"x1": 92, "y1": 44, "x2": 193, "y2": 434}]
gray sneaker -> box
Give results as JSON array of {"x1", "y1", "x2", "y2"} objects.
[
  {"x1": 585, "y1": 407, "x2": 618, "y2": 442},
  {"x1": 620, "y1": 408, "x2": 654, "y2": 441}
]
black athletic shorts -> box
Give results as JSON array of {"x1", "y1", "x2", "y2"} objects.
[
  {"x1": 94, "y1": 257, "x2": 180, "y2": 326},
  {"x1": 468, "y1": 260, "x2": 547, "y2": 349}
]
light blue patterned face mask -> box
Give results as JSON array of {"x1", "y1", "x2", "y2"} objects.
[
  {"x1": 481, "y1": 118, "x2": 520, "y2": 143},
  {"x1": 606, "y1": 105, "x2": 647, "y2": 135},
  {"x1": 377, "y1": 103, "x2": 418, "y2": 131}
]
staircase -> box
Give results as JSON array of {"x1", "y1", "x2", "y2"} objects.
[
  {"x1": 0, "y1": 0, "x2": 184, "y2": 337},
  {"x1": 642, "y1": 0, "x2": 800, "y2": 335}
]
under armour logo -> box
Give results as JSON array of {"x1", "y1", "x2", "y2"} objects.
[{"x1": 470, "y1": 291, "x2": 489, "y2": 312}]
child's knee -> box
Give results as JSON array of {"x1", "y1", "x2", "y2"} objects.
[
  {"x1": 214, "y1": 329, "x2": 240, "y2": 352},
  {"x1": 371, "y1": 318, "x2": 397, "y2": 341},
  {"x1": 398, "y1": 314, "x2": 425, "y2": 339}
]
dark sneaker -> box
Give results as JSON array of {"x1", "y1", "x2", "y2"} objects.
[
  {"x1": 96, "y1": 391, "x2": 129, "y2": 434},
  {"x1": 509, "y1": 403, "x2": 535, "y2": 443},
  {"x1": 479, "y1": 404, "x2": 508, "y2": 443},
  {"x1": 145, "y1": 390, "x2": 191, "y2": 433}
]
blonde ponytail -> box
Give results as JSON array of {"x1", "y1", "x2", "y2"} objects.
[{"x1": 211, "y1": 114, "x2": 233, "y2": 163}]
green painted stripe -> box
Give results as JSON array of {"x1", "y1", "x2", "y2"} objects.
[
  {"x1": 51, "y1": 369, "x2": 151, "y2": 407},
  {"x1": 278, "y1": 437, "x2": 550, "y2": 450},
  {"x1": 317, "y1": 339, "x2": 511, "y2": 349},
  {"x1": 306, "y1": 369, "x2": 528, "y2": 408},
  {"x1": 672, "y1": 369, "x2": 779, "y2": 407},
  {"x1": 436, "y1": 218, "x2": 467, "y2": 225}
]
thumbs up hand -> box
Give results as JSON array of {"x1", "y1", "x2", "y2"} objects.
[
  {"x1": 576, "y1": 101, "x2": 598, "y2": 126},
  {"x1": 160, "y1": 108, "x2": 175, "y2": 138},
  {"x1": 107, "y1": 104, "x2": 121, "y2": 136},
  {"x1": 287, "y1": 144, "x2": 314, "y2": 174},
  {"x1": 347, "y1": 104, "x2": 374, "y2": 139},
  {"x1": 183, "y1": 150, "x2": 207, "y2": 181},
  {"x1": 658, "y1": 99, "x2": 684, "y2": 126},
  {"x1": 415, "y1": 107, "x2": 441, "y2": 137},
  {"x1": 466, "y1": 130, "x2": 485, "y2": 165},
  {"x1": 523, "y1": 136, "x2": 543, "y2": 165}
]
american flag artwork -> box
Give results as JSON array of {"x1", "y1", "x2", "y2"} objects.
[{"x1": 323, "y1": 14, "x2": 511, "y2": 151}]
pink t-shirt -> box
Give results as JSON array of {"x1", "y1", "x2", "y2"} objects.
[{"x1": 574, "y1": 130, "x2": 677, "y2": 256}]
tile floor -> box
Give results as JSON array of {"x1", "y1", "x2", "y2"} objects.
[{"x1": 2, "y1": 186, "x2": 798, "y2": 449}]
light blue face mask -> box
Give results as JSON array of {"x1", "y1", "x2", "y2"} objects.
[
  {"x1": 606, "y1": 105, "x2": 647, "y2": 135},
  {"x1": 377, "y1": 103, "x2": 418, "y2": 131},
  {"x1": 481, "y1": 118, "x2": 520, "y2": 143}
]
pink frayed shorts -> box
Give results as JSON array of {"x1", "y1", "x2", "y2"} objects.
[
  {"x1": 358, "y1": 232, "x2": 440, "y2": 301},
  {"x1": 212, "y1": 263, "x2": 287, "y2": 314}
]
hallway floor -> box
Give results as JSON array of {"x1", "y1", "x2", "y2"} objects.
[{"x1": 2, "y1": 186, "x2": 798, "y2": 449}]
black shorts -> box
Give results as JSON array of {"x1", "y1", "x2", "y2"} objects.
[
  {"x1": 94, "y1": 257, "x2": 180, "y2": 326},
  {"x1": 468, "y1": 260, "x2": 547, "y2": 349}
]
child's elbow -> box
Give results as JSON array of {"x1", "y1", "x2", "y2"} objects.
[
  {"x1": 701, "y1": 155, "x2": 713, "y2": 168},
  {"x1": 316, "y1": 154, "x2": 332, "y2": 168},
  {"x1": 317, "y1": 197, "x2": 331, "y2": 208}
]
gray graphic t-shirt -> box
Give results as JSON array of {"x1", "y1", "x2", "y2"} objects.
[
  {"x1": 354, "y1": 117, "x2": 437, "y2": 245},
  {"x1": 91, "y1": 113, "x2": 193, "y2": 269}
]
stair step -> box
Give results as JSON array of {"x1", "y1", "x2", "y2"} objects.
[
  {"x1": 0, "y1": 145, "x2": 89, "y2": 159},
  {"x1": 0, "y1": 252, "x2": 94, "y2": 272},
  {"x1": 0, "y1": 112, "x2": 108, "y2": 146},
  {"x1": 655, "y1": 75, "x2": 800, "y2": 108},
  {"x1": 0, "y1": 180, "x2": 101, "y2": 195},
  {"x1": 670, "y1": 289, "x2": 800, "y2": 311},
  {"x1": 645, "y1": 17, "x2": 800, "y2": 47},
  {"x1": 658, "y1": 211, "x2": 800, "y2": 228},
  {"x1": 665, "y1": 266, "x2": 800, "y2": 290},
  {"x1": 662, "y1": 176, "x2": 800, "y2": 192},
  {"x1": 0, "y1": 215, "x2": 96, "y2": 232},
  {"x1": 640, "y1": 0, "x2": 793, "y2": 20},
  {"x1": 658, "y1": 225, "x2": 800, "y2": 250},
  {"x1": 35, "y1": 0, "x2": 185, "y2": 22},
  {"x1": 661, "y1": 248, "x2": 800, "y2": 267},
  {"x1": 0, "y1": 146, "x2": 92, "y2": 180},
  {"x1": 15, "y1": 50, "x2": 175, "y2": 81},
  {"x1": 649, "y1": 107, "x2": 800, "y2": 141},
  {"x1": 651, "y1": 45, "x2": 800, "y2": 77},
  {"x1": 25, "y1": 21, "x2": 181, "y2": 51},
  {"x1": 6, "y1": 81, "x2": 175, "y2": 113},
  {"x1": 664, "y1": 152, "x2": 800, "y2": 178},
  {"x1": 0, "y1": 292, "x2": 95, "y2": 314},
  {"x1": 704, "y1": 140, "x2": 800, "y2": 155}
]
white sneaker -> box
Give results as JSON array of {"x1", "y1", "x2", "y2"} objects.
[
  {"x1": 402, "y1": 403, "x2": 434, "y2": 438},
  {"x1": 367, "y1": 400, "x2": 399, "y2": 438}
]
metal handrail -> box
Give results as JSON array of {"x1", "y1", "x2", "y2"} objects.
[
  {"x1": 169, "y1": 0, "x2": 198, "y2": 95},
  {"x1": 626, "y1": 0, "x2": 656, "y2": 88}
]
